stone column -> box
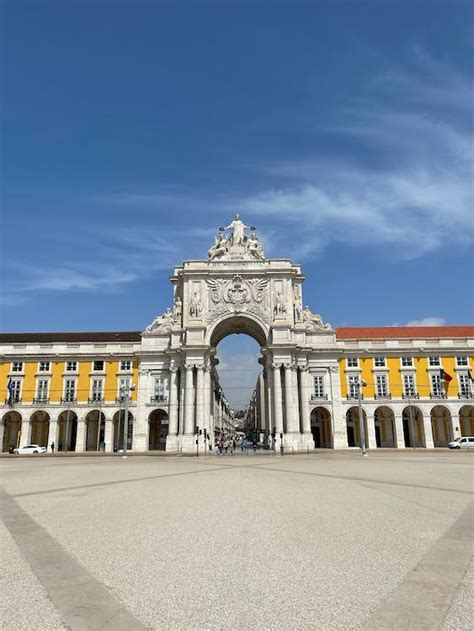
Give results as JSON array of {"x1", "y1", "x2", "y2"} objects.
[
  {"x1": 366, "y1": 411, "x2": 377, "y2": 449},
  {"x1": 292, "y1": 367, "x2": 301, "y2": 433},
  {"x1": 19, "y1": 419, "x2": 30, "y2": 447},
  {"x1": 104, "y1": 419, "x2": 114, "y2": 453},
  {"x1": 394, "y1": 413, "x2": 405, "y2": 448},
  {"x1": 284, "y1": 364, "x2": 297, "y2": 434},
  {"x1": 75, "y1": 419, "x2": 86, "y2": 452},
  {"x1": 330, "y1": 367, "x2": 348, "y2": 449},
  {"x1": 196, "y1": 366, "x2": 205, "y2": 444},
  {"x1": 300, "y1": 368, "x2": 311, "y2": 435},
  {"x1": 178, "y1": 366, "x2": 185, "y2": 435},
  {"x1": 168, "y1": 368, "x2": 179, "y2": 435},
  {"x1": 423, "y1": 415, "x2": 435, "y2": 448},
  {"x1": 184, "y1": 365, "x2": 195, "y2": 435},
  {"x1": 203, "y1": 366, "x2": 211, "y2": 436},
  {"x1": 48, "y1": 419, "x2": 58, "y2": 451},
  {"x1": 259, "y1": 373, "x2": 266, "y2": 434},
  {"x1": 272, "y1": 364, "x2": 283, "y2": 435}
]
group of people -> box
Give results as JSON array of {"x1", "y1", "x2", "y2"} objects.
[{"x1": 214, "y1": 435, "x2": 257, "y2": 455}]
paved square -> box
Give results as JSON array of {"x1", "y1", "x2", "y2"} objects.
[{"x1": 1, "y1": 451, "x2": 472, "y2": 630}]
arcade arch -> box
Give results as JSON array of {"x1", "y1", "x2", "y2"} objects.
[
  {"x1": 459, "y1": 405, "x2": 474, "y2": 437},
  {"x1": 346, "y1": 407, "x2": 368, "y2": 448},
  {"x1": 431, "y1": 406, "x2": 453, "y2": 447},
  {"x1": 85, "y1": 410, "x2": 106, "y2": 451},
  {"x1": 310, "y1": 407, "x2": 332, "y2": 448},
  {"x1": 113, "y1": 410, "x2": 134, "y2": 451},
  {"x1": 374, "y1": 406, "x2": 396, "y2": 448},
  {"x1": 58, "y1": 410, "x2": 78, "y2": 451},
  {"x1": 30, "y1": 410, "x2": 50, "y2": 446},
  {"x1": 149, "y1": 409, "x2": 169, "y2": 450},
  {"x1": 402, "y1": 406, "x2": 425, "y2": 448},
  {"x1": 2, "y1": 411, "x2": 22, "y2": 452}
]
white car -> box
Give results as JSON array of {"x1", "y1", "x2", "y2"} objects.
[
  {"x1": 13, "y1": 444, "x2": 47, "y2": 455},
  {"x1": 448, "y1": 437, "x2": 474, "y2": 449}
]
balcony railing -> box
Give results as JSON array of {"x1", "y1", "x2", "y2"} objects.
[
  {"x1": 116, "y1": 396, "x2": 132, "y2": 404},
  {"x1": 402, "y1": 392, "x2": 420, "y2": 399},
  {"x1": 33, "y1": 397, "x2": 49, "y2": 404},
  {"x1": 458, "y1": 393, "x2": 473, "y2": 399},
  {"x1": 150, "y1": 395, "x2": 168, "y2": 403},
  {"x1": 374, "y1": 393, "x2": 392, "y2": 399},
  {"x1": 310, "y1": 394, "x2": 328, "y2": 401},
  {"x1": 430, "y1": 393, "x2": 447, "y2": 399},
  {"x1": 88, "y1": 396, "x2": 104, "y2": 404},
  {"x1": 4, "y1": 398, "x2": 21, "y2": 405},
  {"x1": 346, "y1": 394, "x2": 364, "y2": 400},
  {"x1": 60, "y1": 397, "x2": 77, "y2": 404}
]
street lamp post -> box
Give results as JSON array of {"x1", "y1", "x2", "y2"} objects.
[
  {"x1": 122, "y1": 383, "x2": 136, "y2": 459},
  {"x1": 357, "y1": 378, "x2": 367, "y2": 457},
  {"x1": 407, "y1": 386, "x2": 416, "y2": 450}
]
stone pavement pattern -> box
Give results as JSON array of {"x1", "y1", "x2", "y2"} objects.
[{"x1": 0, "y1": 451, "x2": 472, "y2": 630}]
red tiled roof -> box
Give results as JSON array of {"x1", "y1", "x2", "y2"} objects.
[
  {"x1": 336, "y1": 326, "x2": 474, "y2": 340},
  {"x1": 0, "y1": 331, "x2": 142, "y2": 343}
]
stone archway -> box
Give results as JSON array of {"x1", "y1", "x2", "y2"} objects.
[
  {"x1": 374, "y1": 406, "x2": 396, "y2": 447},
  {"x1": 142, "y1": 215, "x2": 335, "y2": 454},
  {"x1": 310, "y1": 407, "x2": 332, "y2": 448},
  {"x1": 402, "y1": 406, "x2": 425, "y2": 448},
  {"x1": 113, "y1": 410, "x2": 134, "y2": 451},
  {"x1": 30, "y1": 410, "x2": 50, "y2": 446},
  {"x1": 149, "y1": 409, "x2": 169, "y2": 450},
  {"x1": 431, "y1": 405, "x2": 453, "y2": 447},
  {"x1": 2, "y1": 411, "x2": 22, "y2": 452},
  {"x1": 458, "y1": 405, "x2": 474, "y2": 437},
  {"x1": 85, "y1": 410, "x2": 106, "y2": 451},
  {"x1": 58, "y1": 410, "x2": 78, "y2": 451},
  {"x1": 346, "y1": 407, "x2": 368, "y2": 448}
]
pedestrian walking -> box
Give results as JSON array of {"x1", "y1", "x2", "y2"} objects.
[
  {"x1": 50, "y1": 441, "x2": 55, "y2": 453},
  {"x1": 252, "y1": 439, "x2": 257, "y2": 453}
]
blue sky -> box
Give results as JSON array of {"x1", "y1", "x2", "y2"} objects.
[{"x1": 1, "y1": 2, "x2": 473, "y2": 406}]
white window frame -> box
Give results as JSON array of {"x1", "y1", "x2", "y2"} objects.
[
  {"x1": 36, "y1": 378, "x2": 49, "y2": 402},
  {"x1": 153, "y1": 375, "x2": 168, "y2": 402},
  {"x1": 347, "y1": 357, "x2": 358, "y2": 368},
  {"x1": 93, "y1": 360, "x2": 105, "y2": 372},
  {"x1": 11, "y1": 361, "x2": 24, "y2": 373},
  {"x1": 313, "y1": 376, "x2": 324, "y2": 399},
  {"x1": 38, "y1": 361, "x2": 51, "y2": 372},
  {"x1": 376, "y1": 374, "x2": 388, "y2": 397},
  {"x1": 429, "y1": 356, "x2": 440, "y2": 367},
  {"x1": 348, "y1": 375, "x2": 359, "y2": 398},
  {"x1": 118, "y1": 377, "x2": 132, "y2": 401},
  {"x1": 8, "y1": 378, "x2": 22, "y2": 403},
  {"x1": 403, "y1": 374, "x2": 416, "y2": 397},
  {"x1": 459, "y1": 374, "x2": 472, "y2": 397},
  {"x1": 65, "y1": 360, "x2": 78, "y2": 372},
  {"x1": 120, "y1": 359, "x2": 132, "y2": 372},
  {"x1": 401, "y1": 356, "x2": 413, "y2": 367},
  {"x1": 456, "y1": 356, "x2": 468, "y2": 367},
  {"x1": 374, "y1": 356, "x2": 386, "y2": 368},
  {"x1": 431, "y1": 373, "x2": 442, "y2": 397},
  {"x1": 63, "y1": 379, "x2": 76, "y2": 402},
  {"x1": 90, "y1": 378, "x2": 104, "y2": 402}
]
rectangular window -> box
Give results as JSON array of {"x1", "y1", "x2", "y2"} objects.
[
  {"x1": 66, "y1": 360, "x2": 77, "y2": 372},
  {"x1": 459, "y1": 374, "x2": 472, "y2": 397},
  {"x1": 403, "y1": 374, "x2": 416, "y2": 396},
  {"x1": 118, "y1": 377, "x2": 131, "y2": 400},
  {"x1": 11, "y1": 361, "x2": 23, "y2": 372},
  {"x1": 120, "y1": 360, "x2": 132, "y2": 371},
  {"x1": 8, "y1": 379, "x2": 21, "y2": 403},
  {"x1": 38, "y1": 361, "x2": 50, "y2": 372},
  {"x1": 348, "y1": 376, "x2": 359, "y2": 398},
  {"x1": 64, "y1": 379, "x2": 76, "y2": 402},
  {"x1": 429, "y1": 356, "x2": 440, "y2": 367},
  {"x1": 93, "y1": 360, "x2": 104, "y2": 372},
  {"x1": 347, "y1": 357, "x2": 358, "y2": 368},
  {"x1": 91, "y1": 379, "x2": 104, "y2": 402},
  {"x1": 456, "y1": 356, "x2": 468, "y2": 367},
  {"x1": 431, "y1": 374, "x2": 442, "y2": 396},
  {"x1": 313, "y1": 376, "x2": 324, "y2": 398},
  {"x1": 401, "y1": 356, "x2": 413, "y2": 367},
  {"x1": 374, "y1": 356, "x2": 386, "y2": 367},
  {"x1": 376, "y1": 374, "x2": 388, "y2": 397},
  {"x1": 36, "y1": 379, "x2": 49, "y2": 401},
  {"x1": 153, "y1": 376, "x2": 167, "y2": 401}
]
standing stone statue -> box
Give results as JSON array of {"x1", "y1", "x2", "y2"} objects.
[
  {"x1": 274, "y1": 292, "x2": 286, "y2": 317},
  {"x1": 189, "y1": 292, "x2": 203, "y2": 318},
  {"x1": 173, "y1": 296, "x2": 182, "y2": 323},
  {"x1": 222, "y1": 213, "x2": 254, "y2": 246}
]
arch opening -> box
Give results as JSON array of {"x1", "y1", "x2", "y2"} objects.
[
  {"x1": 30, "y1": 410, "x2": 50, "y2": 447},
  {"x1": 2, "y1": 411, "x2": 22, "y2": 452},
  {"x1": 402, "y1": 406, "x2": 425, "y2": 448},
  {"x1": 310, "y1": 407, "x2": 332, "y2": 448},
  {"x1": 113, "y1": 410, "x2": 134, "y2": 451},
  {"x1": 374, "y1": 406, "x2": 396, "y2": 448},
  {"x1": 149, "y1": 409, "x2": 169, "y2": 450},
  {"x1": 430, "y1": 405, "x2": 453, "y2": 447},
  {"x1": 58, "y1": 410, "x2": 78, "y2": 451},
  {"x1": 85, "y1": 410, "x2": 106, "y2": 451},
  {"x1": 459, "y1": 405, "x2": 474, "y2": 437},
  {"x1": 346, "y1": 407, "x2": 368, "y2": 448}
]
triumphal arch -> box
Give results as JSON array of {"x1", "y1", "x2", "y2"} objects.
[{"x1": 137, "y1": 215, "x2": 343, "y2": 453}]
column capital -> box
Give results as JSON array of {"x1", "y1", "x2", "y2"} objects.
[{"x1": 272, "y1": 362, "x2": 283, "y2": 369}]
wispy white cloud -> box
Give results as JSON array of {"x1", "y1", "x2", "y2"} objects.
[{"x1": 403, "y1": 317, "x2": 447, "y2": 327}]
